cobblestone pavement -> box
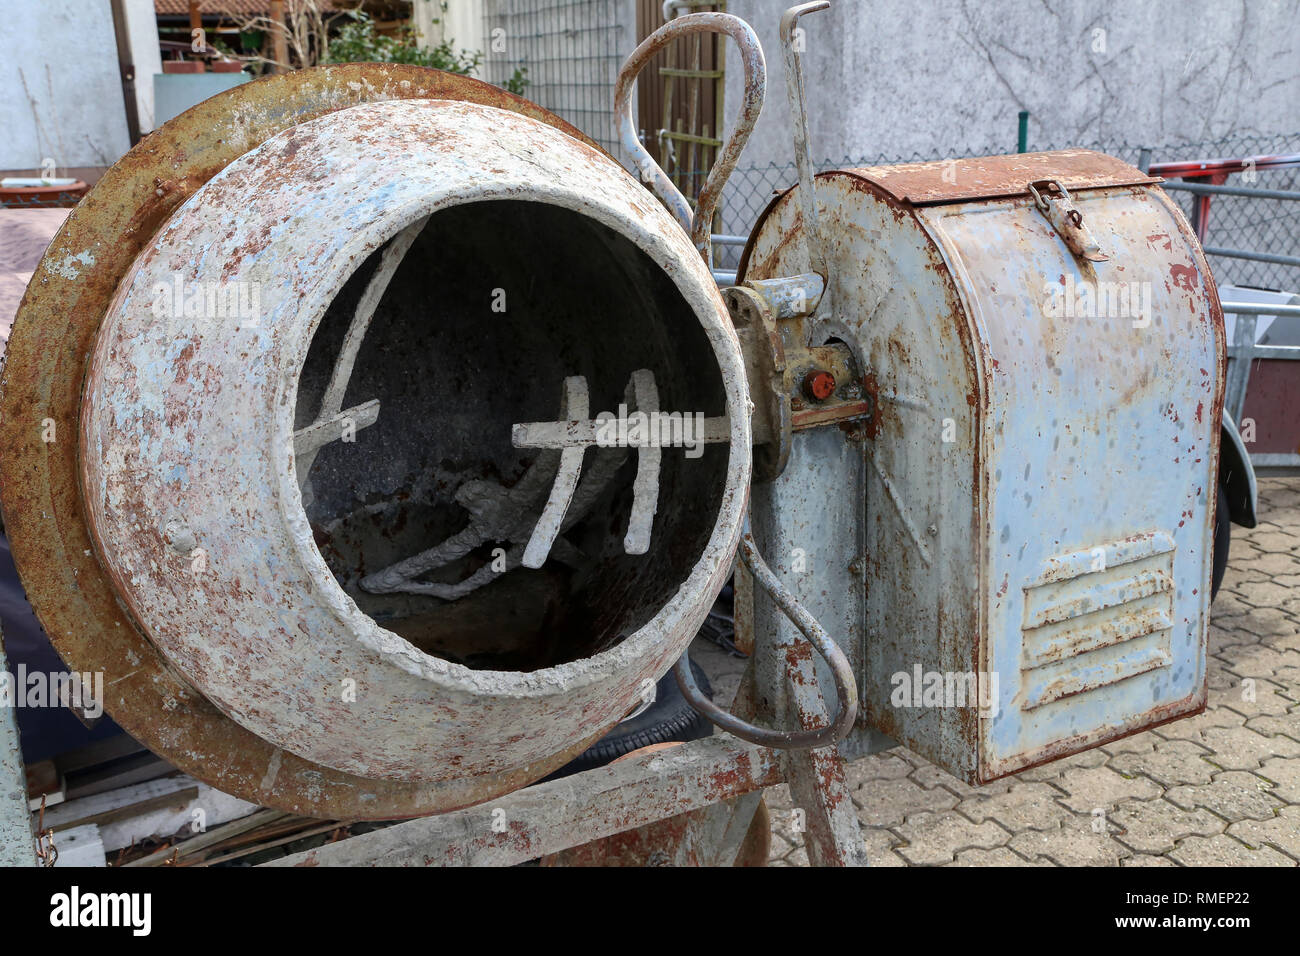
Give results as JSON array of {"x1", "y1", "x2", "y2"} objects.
[{"x1": 691, "y1": 477, "x2": 1300, "y2": 867}]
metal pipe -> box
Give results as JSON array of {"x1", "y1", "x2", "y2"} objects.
[
  {"x1": 675, "y1": 518, "x2": 859, "y2": 750},
  {"x1": 1220, "y1": 301, "x2": 1300, "y2": 316},
  {"x1": 1204, "y1": 246, "x2": 1300, "y2": 269},
  {"x1": 1228, "y1": 345, "x2": 1300, "y2": 358},
  {"x1": 1161, "y1": 181, "x2": 1300, "y2": 201}
]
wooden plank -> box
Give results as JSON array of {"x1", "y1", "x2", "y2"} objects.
[
  {"x1": 660, "y1": 130, "x2": 723, "y2": 147},
  {"x1": 40, "y1": 774, "x2": 197, "y2": 833},
  {"x1": 49, "y1": 824, "x2": 106, "y2": 868},
  {"x1": 267, "y1": 735, "x2": 783, "y2": 867},
  {"x1": 197, "y1": 821, "x2": 347, "y2": 867},
  {"x1": 47, "y1": 786, "x2": 199, "y2": 832},
  {"x1": 660, "y1": 68, "x2": 725, "y2": 79},
  {"x1": 124, "y1": 808, "x2": 289, "y2": 867}
]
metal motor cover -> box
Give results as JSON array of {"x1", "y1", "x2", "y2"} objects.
[{"x1": 741, "y1": 150, "x2": 1223, "y2": 782}]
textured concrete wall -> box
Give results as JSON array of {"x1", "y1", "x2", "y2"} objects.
[
  {"x1": 0, "y1": 0, "x2": 132, "y2": 172},
  {"x1": 723, "y1": 0, "x2": 1300, "y2": 167}
]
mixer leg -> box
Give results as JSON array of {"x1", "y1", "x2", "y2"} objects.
[
  {"x1": 728, "y1": 647, "x2": 866, "y2": 865},
  {"x1": 773, "y1": 646, "x2": 868, "y2": 866}
]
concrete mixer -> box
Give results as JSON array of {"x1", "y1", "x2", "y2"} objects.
[{"x1": 0, "y1": 5, "x2": 1232, "y2": 866}]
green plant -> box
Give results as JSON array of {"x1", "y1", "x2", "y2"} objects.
[
  {"x1": 503, "y1": 67, "x2": 530, "y2": 96},
  {"x1": 324, "y1": 11, "x2": 481, "y2": 75}
]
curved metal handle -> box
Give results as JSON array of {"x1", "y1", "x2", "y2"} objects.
[
  {"x1": 613, "y1": 12, "x2": 766, "y2": 267},
  {"x1": 675, "y1": 519, "x2": 858, "y2": 750}
]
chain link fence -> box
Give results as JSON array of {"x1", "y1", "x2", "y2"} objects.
[
  {"x1": 710, "y1": 131, "x2": 1300, "y2": 292},
  {"x1": 481, "y1": 0, "x2": 631, "y2": 155}
]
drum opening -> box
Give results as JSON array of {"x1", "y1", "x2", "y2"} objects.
[{"x1": 295, "y1": 200, "x2": 729, "y2": 672}]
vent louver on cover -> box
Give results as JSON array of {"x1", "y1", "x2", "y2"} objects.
[{"x1": 1020, "y1": 532, "x2": 1176, "y2": 712}]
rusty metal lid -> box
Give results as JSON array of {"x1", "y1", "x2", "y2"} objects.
[{"x1": 834, "y1": 149, "x2": 1160, "y2": 205}]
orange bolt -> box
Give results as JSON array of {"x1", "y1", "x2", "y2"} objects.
[{"x1": 803, "y1": 369, "x2": 836, "y2": 402}]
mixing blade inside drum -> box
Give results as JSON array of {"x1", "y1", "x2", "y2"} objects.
[{"x1": 294, "y1": 200, "x2": 730, "y2": 672}]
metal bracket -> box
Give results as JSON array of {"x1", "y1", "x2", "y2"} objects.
[{"x1": 780, "y1": 2, "x2": 832, "y2": 282}]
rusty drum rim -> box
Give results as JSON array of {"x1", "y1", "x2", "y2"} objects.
[
  {"x1": 0, "y1": 65, "x2": 659, "y2": 819},
  {"x1": 77, "y1": 97, "x2": 751, "y2": 783}
]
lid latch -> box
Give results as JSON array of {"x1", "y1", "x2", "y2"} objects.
[{"x1": 1029, "y1": 179, "x2": 1109, "y2": 262}]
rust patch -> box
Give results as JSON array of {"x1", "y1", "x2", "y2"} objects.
[{"x1": 841, "y1": 149, "x2": 1158, "y2": 206}]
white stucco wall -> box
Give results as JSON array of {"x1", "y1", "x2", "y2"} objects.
[
  {"x1": 415, "y1": 0, "x2": 488, "y2": 75},
  {"x1": 0, "y1": 0, "x2": 132, "y2": 173},
  {"x1": 723, "y1": 0, "x2": 1300, "y2": 167}
]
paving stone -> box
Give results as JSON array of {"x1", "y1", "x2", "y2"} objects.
[
  {"x1": 1109, "y1": 739, "x2": 1218, "y2": 787},
  {"x1": 1110, "y1": 798, "x2": 1225, "y2": 854},
  {"x1": 1119, "y1": 853, "x2": 1177, "y2": 866},
  {"x1": 1165, "y1": 770, "x2": 1286, "y2": 821},
  {"x1": 853, "y1": 775, "x2": 959, "y2": 827},
  {"x1": 1227, "y1": 806, "x2": 1300, "y2": 860},
  {"x1": 1245, "y1": 714, "x2": 1300, "y2": 740},
  {"x1": 1192, "y1": 725, "x2": 1300, "y2": 770},
  {"x1": 1168, "y1": 834, "x2": 1296, "y2": 866},
  {"x1": 1210, "y1": 626, "x2": 1258, "y2": 656},
  {"x1": 1055, "y1": 765, "x2": 1162, "y2": 812},
  {"x1": 1219, "y1": 602, "x2": 1299, "y2": 636},
  {"x1": 1205, "y1": 665, "x2": 1242, "y2": 692},
  {"x1": 905, "y1": 761, "x2": 981, "y2": 797},
  {"x1": 861, "y1": 826, "x2": 908, "y2": 867},
  {"x1": 1153, "y1": 702, "x2": 1245, "y2": 739},
  {"x1": 1100, "y1": 729, "x2": 1161, "y2": 757},
  {"x1": 1211, "y1": 678, "x2": 1296, "y2": 719},
  {"x1": 1208, "y1": 591, "x2": 1255, "y2": 620},
  {"x1": 1008, "y1": 815, "x2": 1131, "y2": 866},
  {"x1": 1013, "y1": 747, "x2": 1110, "y2": 782},
  {"x1": 1223, "y1": 645, "x2": 1300, "y2": 680},
  {"x1": 955, "y1": 782, "x2": 1073, "y2": 832},
  {"x1": 888, "y1": 746, "x2": 927, "y2": 769},
  {"x1": 697, "y1": 479, "x2": 1300, "y2": 867},
  {"x1": 843, "y1": 753, "x2": 914, "y2": 790},
  {"x1": 894, "y1": 810, "x2": 1010, "y2": 866},
  {"x1": 1247, "y1": 532, "x2": 1300, "y2": 555},
  {"x1": 1257, "y1": 755, "x2": 1300, "y2": 803},
  {"x1": 948, "y1": 846, "x2": 1047, "y2": 866}
]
